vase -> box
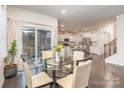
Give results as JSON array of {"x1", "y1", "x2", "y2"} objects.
[{"x1": 55, "y1": 52, "x2": 60, "y2": 63}]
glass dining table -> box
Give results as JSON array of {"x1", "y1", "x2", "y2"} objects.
[{"x1": 43, "y1": 57, "x2": 73, "y2": 87}]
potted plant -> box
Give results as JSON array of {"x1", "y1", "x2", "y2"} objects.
[
  {"x1": 4, "y1": 40, "x2": 17, "y2": 79},
  {"x1": 54, "y1": 43, "x2": 63, "y2": 62}
]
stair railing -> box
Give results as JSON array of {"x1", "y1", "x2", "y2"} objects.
[{"x1": 104, "y1": 39, "x2": 117, "y2": 58}]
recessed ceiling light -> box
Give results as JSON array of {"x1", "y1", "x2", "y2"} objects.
[
  {"x1": 61, "y1": 24, "x2": 64, "y2": 28},
  {"x1": 62, "y1": 28, "x2": 65, "y2": 31},
  {"x1": 61, "y1": 9, "x2": 66, "y2": 14}
]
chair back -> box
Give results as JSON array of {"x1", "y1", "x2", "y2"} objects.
[
  {"x1": 73, "y1": 51, "x2": 84, "y2": 65},
  {"x1": 42, "y1": 50, "x2": 54, "y2": 60},
  {"x1": 72, "y1": 59, "x2": 92, "y2": 88},
  {"x1": 21, "y1": 60, "x2": 32, "y2": 88}
]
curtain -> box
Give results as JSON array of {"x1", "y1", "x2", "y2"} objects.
[
  {"x1": 0, "y1": 5, "x2": 7, "y2": 64},
  {"x1": 7, "y1": 19, "x2": 22, "y2": 71},
  {"x1": 0, "y1": 5, "x2": 7, "y2": 87},
  {"x1": 8, "y1": 20, "x2": 17, "y2": 49}
]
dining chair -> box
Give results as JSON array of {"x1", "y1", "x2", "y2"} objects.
[
  {"x1": 73, "y1": 51, "x2": 85, "y2": 66},
  {"x1": 56, "y1": 57, "x2": 92, "y2": 88},
  {"x1": 42, "y1": 50, "x2": 55, "y2": 68},
  {"x1": 20, "y1": 56, "x2": 53, "y2": 88},
  {"x1": 42, "y1": 50, "x2": 54, "y2": 60},
  {"x1": 64, "y1": 51, "x2": 85, "y2": 69}
]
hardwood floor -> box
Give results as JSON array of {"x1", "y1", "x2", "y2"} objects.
[
  {"x1": 89, "y1": 54, "x2": 124, "y2": 88},
  {"x1": 2, "y1": 54, "x2": 124, "y2": 88}
]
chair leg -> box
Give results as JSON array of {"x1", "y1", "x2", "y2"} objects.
[
  {"x1": 26, "y1": 85, "x2": 28, "y2": 88},
  {"x1": 56, "y1": 83, "x2": 59, "y2": 88},
  {"x1": 50, "y1": 83, "x2": 53, "y2": 88},
  {"x1": 86, "y1": 86, "x2": 88, "y2": 88},
  {"x1": 50, "y1": 82, "x2": 60, "y2": 88},
  {"x1": 45, "y1": 70, "x2": 48, "y2": 73}
]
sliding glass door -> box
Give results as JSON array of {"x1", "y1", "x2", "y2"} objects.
[
  {"x1": 22, "y1": 26, "x2": 51, "y2": 67},
  {"x1": 37, "y1": 29, "x2": 51, "y2": 65},
  {"x1": 22, "y1": 27, "x2": 35, "y2": 67}
]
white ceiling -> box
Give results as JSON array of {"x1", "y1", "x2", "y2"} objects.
[{"x1": 11, "y1": 5, "x2": 124, "y2": 32}]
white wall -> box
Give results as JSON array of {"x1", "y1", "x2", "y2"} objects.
[
  {"x1": 0, "y1": 5, "x2": 7, "y2": 88},
  {"x1": 117, "y1": 14, "x2": 124, "y2": 56},
  {"x1": 7, "y1": 6, "x2": 58, "y2": 48},
  {"x1": 97, "y1": 22, "x2": 116, "y2": 55},
  {"x1": 106, "y1": 14, "x2": 124, "y2": 66}
]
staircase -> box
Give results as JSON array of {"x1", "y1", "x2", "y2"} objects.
[{"x1": 104, "y1": 39, "x2": 117, "y2": 58}]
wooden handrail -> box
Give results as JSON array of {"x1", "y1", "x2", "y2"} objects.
[
  {"x1": 104, "y1": 39, "x2": 117, "y2": 58},
  {"x1": 76, "y1": 57, "x2": 93, "y2": 66},
  {"x1": 104, "y1": 39, "x2": 117, "y2": 46}
]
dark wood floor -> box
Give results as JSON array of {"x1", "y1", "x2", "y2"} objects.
[
  {"x1": 89, "y1": 54, "x2": 124, "y2": 88},
  {"x1": 2, "y1": 54, "x2": 124, "y2": 88}
]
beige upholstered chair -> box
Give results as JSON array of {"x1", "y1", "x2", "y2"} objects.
[
  {"x1": 56, "y1": 58, "x2": 92, "y2": 88},
  {"x1": 42, "y1": 50, "x2": 54, "y2": 60},
  {"x1": 42, "y1": 50, "x2": 55, "y2": 67},
  {"x1": 65, "y1": 51, "x2": 84, "y2": 68},
  {"x1": 21, "y1": 60, "x2": 53, "y2": 88},
  {"x1": 73, "y1": 51, "x2": 85, "y2": 66}
]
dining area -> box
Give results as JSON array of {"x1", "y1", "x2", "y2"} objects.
[
  {"x1": 2, "y1": 5, "x2": 124, "y2": 89},
  {"x1": 20, "y1": 44, "x2": 93, "y2": 88}
]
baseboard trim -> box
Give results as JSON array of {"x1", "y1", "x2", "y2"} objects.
[{"x1": 106, "y1": 62, "x2": 124, "y2": 67}]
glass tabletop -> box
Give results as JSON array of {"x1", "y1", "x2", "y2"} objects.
[{"x1": 43, "y1": 57, "x2": 73, "y2": 71}]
